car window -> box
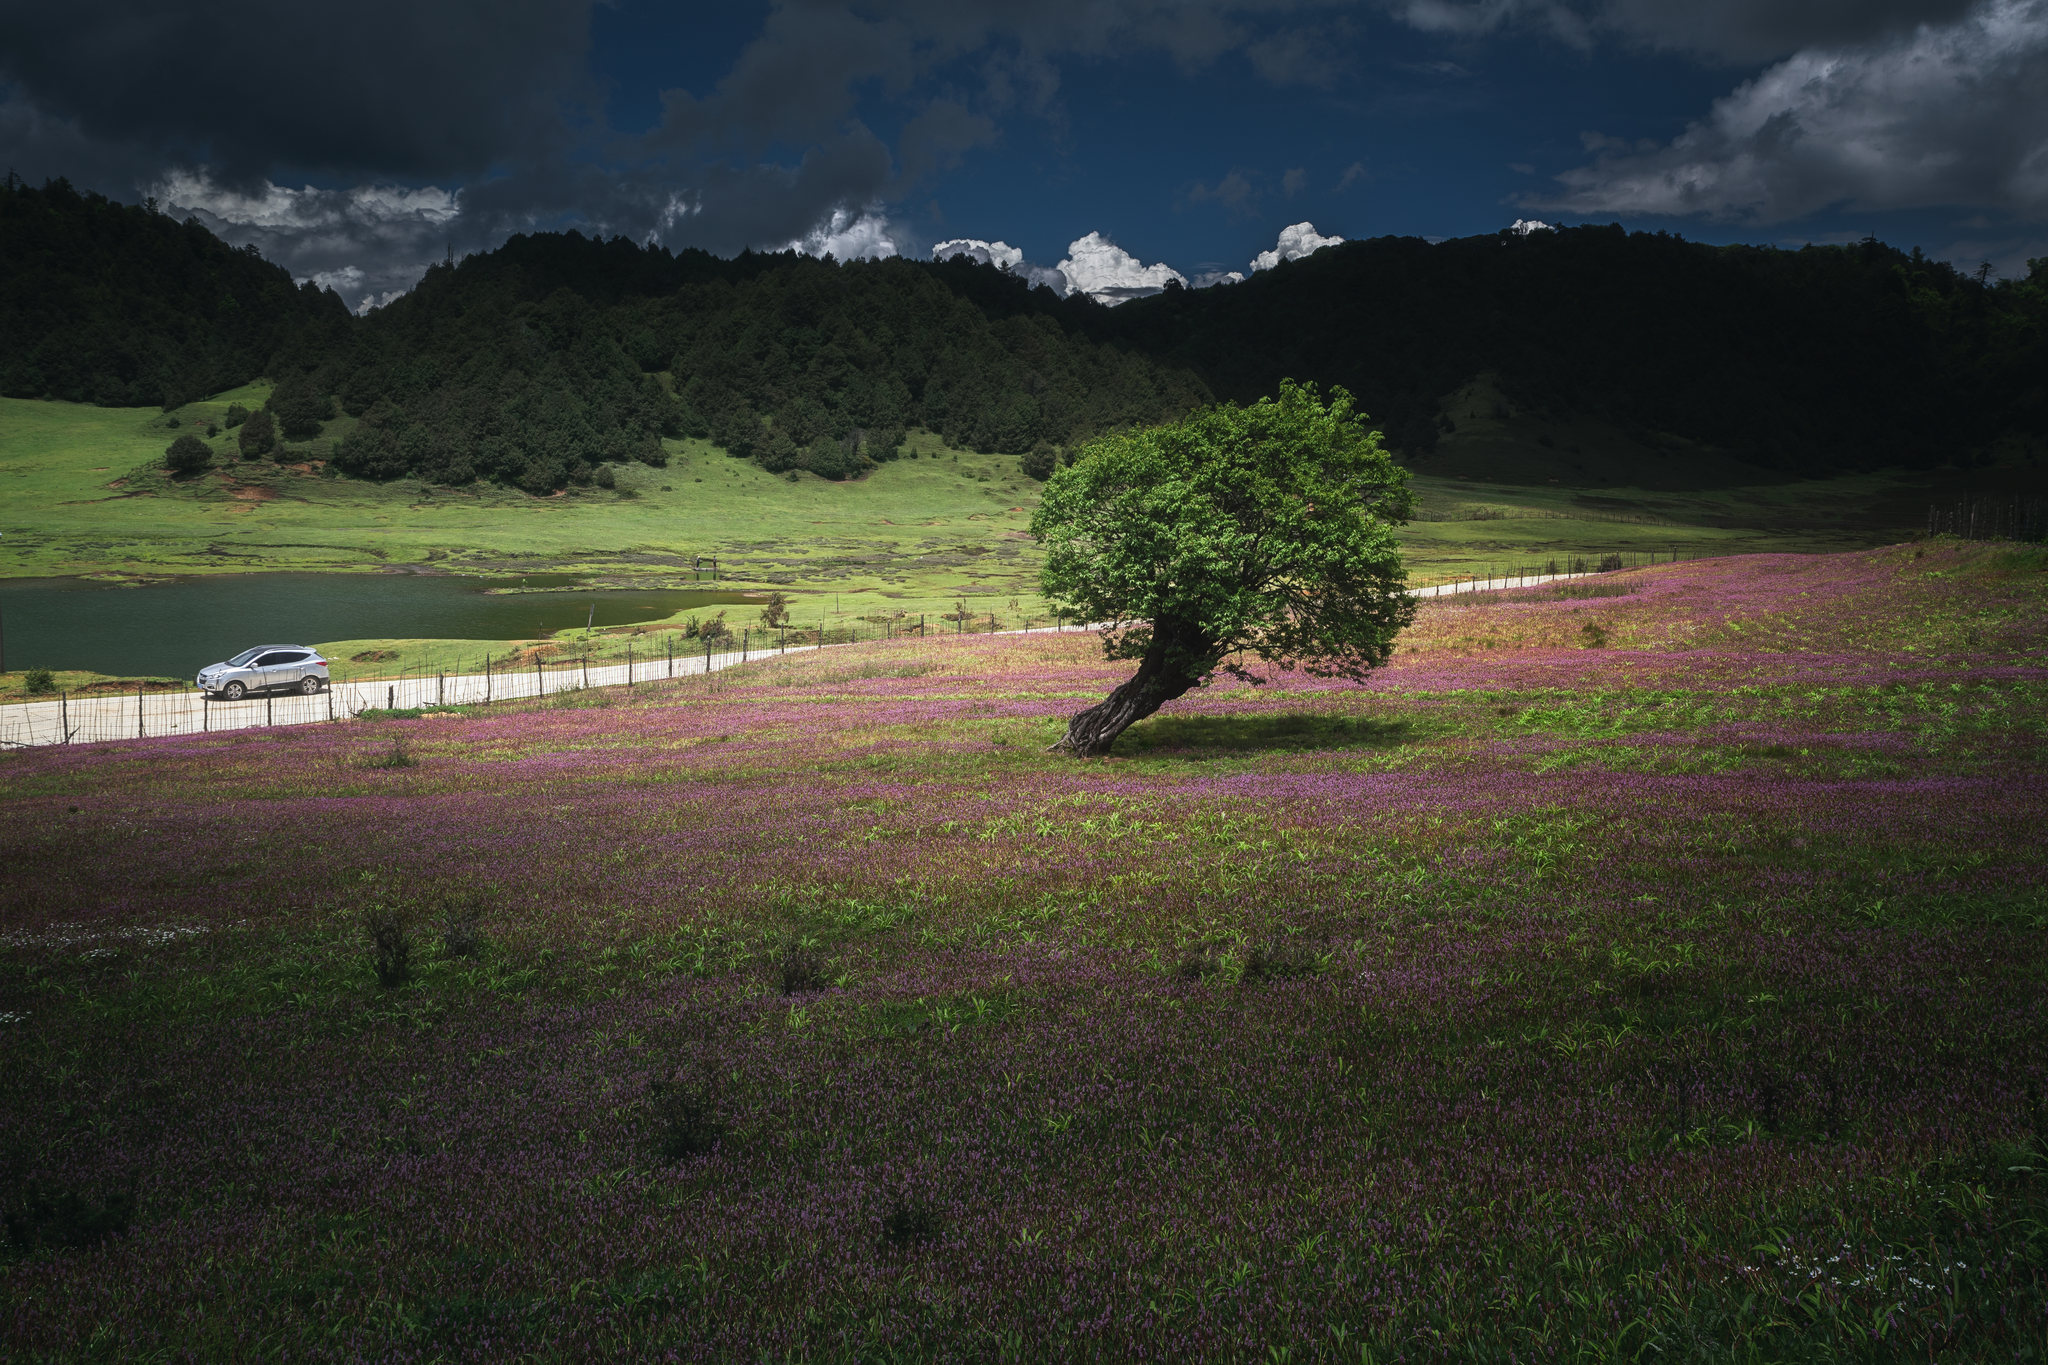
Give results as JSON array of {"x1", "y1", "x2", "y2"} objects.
[
  {"x1": 253, "y1": 652, "x2": 291, "y2": 666},
  {"x1": 272, "y1": 651, "x2": 309, "y2": 664},
  {"x1": 227, "y1": 648, "x2": 265, "y2": 666}
]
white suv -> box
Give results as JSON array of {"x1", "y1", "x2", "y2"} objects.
[{"x1": 197, "y1": 645, "x2": 331, "y2": 700}]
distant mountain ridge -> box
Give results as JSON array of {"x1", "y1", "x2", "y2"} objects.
[
  {"x1": 1095, "y1": 226, "x2": 2048, "y2": 480},
  {"x1": 3, "y1": 176, "x2": 2043, "y2": 492}
]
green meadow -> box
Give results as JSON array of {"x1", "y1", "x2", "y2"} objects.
[{"x1": 0, "y1": 389, "x2": 1944, "y2": 691}]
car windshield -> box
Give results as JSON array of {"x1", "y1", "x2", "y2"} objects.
[{"x1": 225, "y1": 648, "x2": 265, "y2": 666}]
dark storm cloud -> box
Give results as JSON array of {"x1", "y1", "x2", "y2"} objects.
[
  {"x1": 1386, "y1": 0, "x2": 1985, "y2": 61},
  {"x1": 1530, "y1": 0, "x2": 2048, "y2": 223},
  {"x1": 1596, "y1": 0, "x2": 1982, "y2": 63},
  {"x1": 0, "y1": 0, "x2": 594, "y2": 182},
  {"x1": 8, "y1": 0, "x2": 2037, "y2": 313}
]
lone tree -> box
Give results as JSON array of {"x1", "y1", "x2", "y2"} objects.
[{"x1": 1032, "y1": 381, "x2": 1414, "y2": 756}]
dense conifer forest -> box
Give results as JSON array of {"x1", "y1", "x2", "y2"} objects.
[
  {"x1": 4, "y1": 177, "x2": 2043, "y2": 492},
  {"x1": 0, "y1": 176, "x2": 351, "y2": 409},
  {"x1": 1098, "y1": 227, "x2": 2048, "y2": 475}
]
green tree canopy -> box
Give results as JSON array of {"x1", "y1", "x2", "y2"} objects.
[
  {"x1": 237, "y1": 407, "x2": 275, "y2": 457},
  {"x1": 163, "y1": 432, "x2": 213, "y2": 475},
  {"x1": 1032, "y1": 381, "x2": 1414, "y2": 756}
]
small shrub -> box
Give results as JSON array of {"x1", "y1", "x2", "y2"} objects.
[
  {"x1": 22, "y1": 668, "x2": 56, "y2": 696},
  {"x1": 685, "y1": 612, "x2": 731, "y2": 642},
  {"x1": 649, "y1": 1079, "x2": 725, "y2": 1161},
  {"x1": 224, "y1": 404, "x2": 250, "y2": 428},
  {"x1": 594, "y1": 464, "x2": 615, "y2": 489},
  {"x1": 164, "y1": 433, "x2": 213, "y2": 475},
  {"x1": 880, "y1": 1189, "x2": 941, "y2": 1247},
  {"x1": 1578, "y1": 621, "x2": 1609, "y2": 649},
  {"x1": 759, "y1": 592, "x2": 791, "y2": 630},
  {"x1": 777, "y1": 942, "x2": 828, "y2": 995},
  {"x1": 364, "y1": 905, "x2": 414, "y2": 988},
  {"x1": 1598, "y1": 553, "x2": 1625, "y2": 572}
]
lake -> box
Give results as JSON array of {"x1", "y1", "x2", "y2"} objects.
[{"x1": 0, "y1": 574, "x2": 758, "y2": 678}]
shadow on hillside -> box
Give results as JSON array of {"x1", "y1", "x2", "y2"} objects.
[{"x1": 1114, "y1": 712, "x2": 1413, "y2": 757}]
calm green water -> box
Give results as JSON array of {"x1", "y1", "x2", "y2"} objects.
[{"x1": 0, "y1": 574, "x2": 756, "y2": 678}]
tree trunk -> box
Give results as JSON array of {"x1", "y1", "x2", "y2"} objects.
[{"x1": 1052, "y1": 628, "x2": 1210, "y2": 756}]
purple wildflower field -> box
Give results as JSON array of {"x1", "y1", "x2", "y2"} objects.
[{"x1": 2, "y1": 542, "x2": 2045, "y2": 1361}]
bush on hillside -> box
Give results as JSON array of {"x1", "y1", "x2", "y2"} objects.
[
  {"x1": 164, "y1": 433, "x2": 213, "y2": 474},
  {"x1": 224, "y1": 403, "x2": 249, "y2": 428},
  {"x1": 238, "y1": 408, "x2": 275, "y2": 457},
  {"x1": 266, "y1": 374, "x2": 335, "y2": 439}
]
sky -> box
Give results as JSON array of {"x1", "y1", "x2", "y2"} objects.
[{"x1": 2, "y1": 0, "x2": 2044, "y2": 312}]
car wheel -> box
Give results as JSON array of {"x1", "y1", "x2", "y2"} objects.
[
  {"x1": 300, "y1": 675, "x2": 323, "y2": 695},
  {"x1": 222, "y1": 680, "x2": 246, "y2": 701}
]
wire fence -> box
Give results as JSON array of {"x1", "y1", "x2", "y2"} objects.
[
  {"x1": 1927, "y1": 498, "x2": 2046, "y2": 542},
  {"x1": 1411, "y1": 546, "x2": 1689, "y2": 596},
  {"x1": 0, "y1": 537, "x2": 1864, "y2": 749},
  {"x1": 0, "y1": 613, "x2": 1120, "y2": 749},
  {"x1": 1409, "y1": 505, "x2": 1687, "y2": 527}
]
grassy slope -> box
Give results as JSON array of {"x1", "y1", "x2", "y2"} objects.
[
  {"x1": 0, "y1": 391, "x2": 1968, "y2": 691},
  {"x1": 0, "y1": 543, "x2": 2043, "y2": 1359}
]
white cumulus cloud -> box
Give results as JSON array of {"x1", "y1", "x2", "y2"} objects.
[
  {"x1": 787, "y1": 206, "x2": 898, "y2": 259},
  {"x1": 932, "y1": 238, "x2": 1025, "y2": 270},
  {"x1": 1191, "y1": 269, "x2": 1245, "y2": 288},
  {"x1": 152, "y1": 169, "x2": 464, "y2": 314},
  {"x1": 1508, "y1": 218, "x2": 1556, "y2": 234},
  {"x1": 1057, "y1": 231, "x2": 1186, "y2": 305},
  {"x1": 932, "y1": 238, "x2": 1071, "y2": 291},
  {"x1": 1250, "y1": 221, "x2": 1345, "y2": 272},
  {"x1": 1532, "y1": 0, "x2": 2048, "y2": 222}
]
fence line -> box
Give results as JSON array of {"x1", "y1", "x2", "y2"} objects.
[
  {"x1": 0, "y1": 542, "x2": 1750, "y2": 750},
  {"x1": 1927, "y1": 497, "x2": 2046, "y2": 543},
  {"x1": 1409, "y1": 506, "x2": 1687, "y2": 528}
]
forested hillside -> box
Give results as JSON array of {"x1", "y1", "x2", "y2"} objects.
[
  {"x1": 1097, "y1": 227, "x2": 2048, "y2": 476},
  {"x1": 324, "y1": 235, "x2": 1206, "y2": 491},
  {"x1": 0, "y1": 176, "x2": 351, "y2": 409},
  {"x1": 6, "y1": 175, "x2": 2044, "y2": 494}
]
